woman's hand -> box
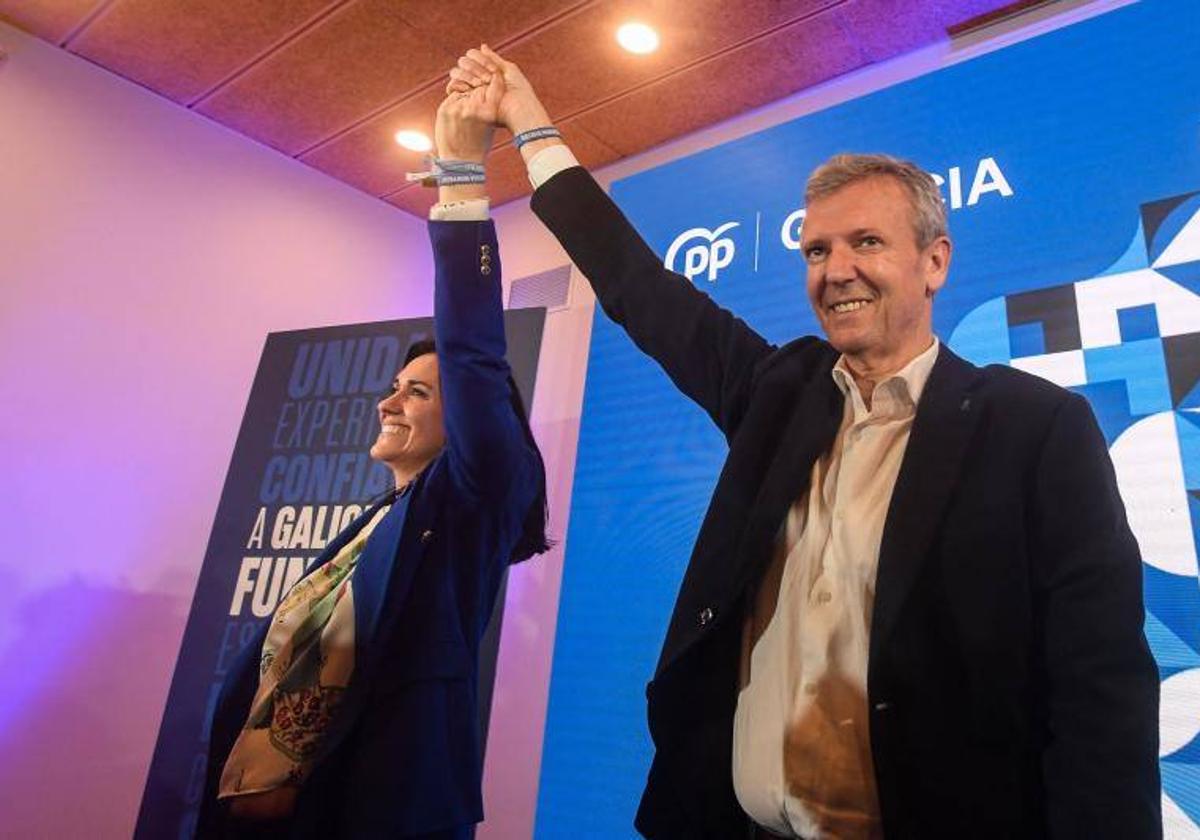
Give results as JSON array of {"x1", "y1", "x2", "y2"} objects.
[
  {"x1": 445, "y1": 45, "x2": 554, "y2": 141},
  {"x1": 434, "y1": 69, "x2": 503, "y2": 164}
]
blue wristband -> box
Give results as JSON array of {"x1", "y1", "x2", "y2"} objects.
[
  {"x1": 434, "y1": 159, "x2": 485, "y2": 174},
  {"x1": 437, "y1": 171, "x2": 487, "y2": 186},
  {"x1": 405, "y1": 157, "x2": 487, "y2": 187},
  {"x1": 513, "y1": 126, "x2": 562, "y2": 149}
]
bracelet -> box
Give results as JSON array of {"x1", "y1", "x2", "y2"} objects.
[
  {"x1": 435, "y1": 159, "x2": 485, "y2": 174},
  {"x1": 404, "y1": 157, "x2": 486, "y2": 188},
  {"x1": 513, "y1": 126, "x2": 562, "y2": 150},
  {"x1": 436, "y1": 171, "x2": 486, "y2": 186}
]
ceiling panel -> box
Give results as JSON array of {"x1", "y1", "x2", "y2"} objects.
[
  {"x1": 385, "y1": 181, "x2": 440, "y2": 218},
  {"x1": 193, "y1": 0, "x2": 587, "y2": 158},
  {"x1": 575, "y1": 7, "x2": 866, "y2": 156},
  {"x1": 392, "y1": 0, "x2": 592, "y2": 59},
  {"x1": 842, "y1": 0, "x2": 1024, "y2": 60},
  {"x1": 496, "y1": 0, "x2": 844, "y2": 122},
  {"x1": 3, "y1": 0, "x2": 1024, "y2": 218},
  {"x1": 67, "y1": 0, "x2": 343, "y2": 104},
  {"x1": 194, "y1": 0, "x2": 457, "y2": 155},
  {"x1": 302, "y1": 85, "x2": 447, "y2": 197},
  {"x1": 302, "y1": 0, "x2": 843, "y2": 202},
  {"x1": 299, "y1": 62, "x2": 627, "y2": 201},
  {"x1": 0, "y1": 0, "x2": 104, "y2": 44}
]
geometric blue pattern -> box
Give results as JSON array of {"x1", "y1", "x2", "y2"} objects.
[
  {"x1": 947, "y1": 296, "x2": 1012, "y2": 367},
  {"x1": 1162, "y1": 763, "x2": 1200, "y2": 827},
  {"x1": 1118, "y1": 303, "x2": 1162, "y2": 342},
  {"x1": 1008, "y1": 320, "x2": 1047, "y2": 358},
  {"x1": 1144, "y1": 611, "x2": 1200, "y2": 678},
  {"x1": 1099, "y1": 219, "x2": 1152, "y2": 277},
  {"x1": 947, "y1": 189, "x2": 1200, "y2": 834},
  {"x1": 1177, "y1": 413, "x2": 1200, "y2": 490},
  {"x1": 1143, "y1": 565, "x2": 1200, "y2": 671},
  {"x1": 1069, "y1": 380, "x2": 1143, "y2": 448},
  {"x1": 1084, "y1": 339, "x2": 1174, "y2": 416},
  {"x1": 1148, "y1": 194, "x2": 1200, "y2": 265}
]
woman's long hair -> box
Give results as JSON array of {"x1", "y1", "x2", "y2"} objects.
[{"x1": 406, "y1": 339, "x2": 551, "y2": 563}]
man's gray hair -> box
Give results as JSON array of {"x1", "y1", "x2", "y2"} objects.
[{"x1": 805, "y1": 153, "x2": 948, "y2": 248}]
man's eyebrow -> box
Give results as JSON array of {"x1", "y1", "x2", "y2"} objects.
[
  {"x1": 803, "y1": 227, "x2": 880, "y2": 244},
  {"x1": 849, "y1": 227, "x2": 882, "y2": 236}
]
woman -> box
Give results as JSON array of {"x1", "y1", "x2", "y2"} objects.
[{"x1": 198, "y1": 72, "x2": 547, "y2": 839}]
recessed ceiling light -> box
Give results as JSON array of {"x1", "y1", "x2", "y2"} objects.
[
  {"x1": 616, "y1": 22, "x2": 659, "y2": 55},
  {"x1": 394, "y1": 130, "x2": 432, "y2": 152}
]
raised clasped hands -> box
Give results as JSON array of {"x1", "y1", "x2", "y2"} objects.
[
  {"x1": 434, "y1": 67, "x2": 503, "y2": 164},
  {"x1": 444, "y1": 45, "x2": 553, "y2": 140}
]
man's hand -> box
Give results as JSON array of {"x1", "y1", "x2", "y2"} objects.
[
  {"x1": 434, "y1": 70, "x2": 503, "y2": 163},
  {"x1": 446, "y1": 45, "x2": 553, "y2": 139}
]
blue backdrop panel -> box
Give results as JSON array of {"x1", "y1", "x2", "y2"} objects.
[{"x1": 537, "y1": 1, "x2": 1200, "y2": 836}]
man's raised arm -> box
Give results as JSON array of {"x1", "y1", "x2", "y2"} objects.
[{"x1": 447, "y1": 46, "x2": 773, "y2": 439}]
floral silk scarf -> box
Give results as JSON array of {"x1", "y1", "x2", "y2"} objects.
[{"x1": 218, "y1": 503, "x2": 391, "y2": 799}]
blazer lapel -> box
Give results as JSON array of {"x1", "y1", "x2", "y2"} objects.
[
  {"x1": 732, "y1": 364, "x2": 844, "y2": 599},
  {"x1": 306, "y1": 464, "x2": 440, "y2": 767},
  {"x1": 351, "y1": 487, "x2": 413, "y2": 663},
  {"x1": 871, "y1": 346, "x2": 982, "y2": 652},
  {"x1": 302, "y1": 492, "x2": 396, "y2": 579}
]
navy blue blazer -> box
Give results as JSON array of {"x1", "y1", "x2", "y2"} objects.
[
  {"x1": 199, "y1": 219, "x2": 539, "y2": 838},
  {"x1": 532, "y1": 167, "x2": 1161, "y2": 838}
]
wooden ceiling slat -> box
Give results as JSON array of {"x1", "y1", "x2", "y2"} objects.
[
  {"x1": 297, "y1": 0, "x2": 594, "y2": 158},
  {"x1": 5, "y1": 0, "x2": 1023, "y2": 219},
  {"x1": 387, "y1": 0, "x2": 595, "y2": 60},
  {"x1": 66, "y1": 0, "x2": 342, "y2": 104},
  {"x1": 304, "y1": 86, "x2": 447, "y2": 198},
  {"x1": 384, "y1": 184, "x2": 438, "y2": 218},
  {"x1": 193, "y1": 0, "x2": 579, "y2": 158},
  {"x1": 575, "y1": 7, "x2": 867, "y2": 157},
  {"x1": 946, "y1": 0, "x2": 1053, "y2": 36},
  {"x1": 493, "y1": 0, "x2": 842, "y2": 121},
  {"x1": 840, "y1": 0, "x2": 1018, "y2": 61},
  {"x1": 302, "y1": 0, "x2": 841, "y2": 204},
  {"x1": 0, "y1": 0, "x2": 107, "y2": 45},
  {"x1": 194, "y1": 0, "x2": 456, "y2": 155}
]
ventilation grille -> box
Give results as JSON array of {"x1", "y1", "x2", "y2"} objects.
[{"x1": 507, "y1": 264, "x2": 571, "y2": 310}]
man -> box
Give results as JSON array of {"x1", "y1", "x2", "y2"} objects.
[{"x1": 449, "y1": 47, "x2": 1161, "y2": 838}]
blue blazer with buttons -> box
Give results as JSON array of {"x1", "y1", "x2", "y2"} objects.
[
  {"x1": 531, "y1": 166, "x2": 1160, "y2": 839},
  {"x1": 198, "y1": 219, "x2": 540, "y2": 838}
]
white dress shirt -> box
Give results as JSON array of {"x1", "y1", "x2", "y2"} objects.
[{"x1": 733, "y1": 340, "x2": 940, "y2": 839}]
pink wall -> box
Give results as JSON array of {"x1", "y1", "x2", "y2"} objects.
[{"x1": 0, "y1": 21, "x2": 433, "y2": 838}]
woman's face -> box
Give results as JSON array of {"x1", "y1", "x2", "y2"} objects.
[{"x1": 369, "y1": 353, "x2": 446, "y2": 474}]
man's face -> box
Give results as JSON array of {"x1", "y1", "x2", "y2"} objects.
[
  {"x1": 801, "y1": 175, "x2": 950, "y2": 372},
  {"x1": 369, "y1": 353, "x2": 446, "y2": 472}
]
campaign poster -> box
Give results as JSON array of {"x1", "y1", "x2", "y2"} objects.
[{"x1": 137, "y1": 308, "x2": 546, "y2": 839}]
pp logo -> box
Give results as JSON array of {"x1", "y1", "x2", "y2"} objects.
[{"x1": 664, "y1": 222, "x2": 740, "y2": 283}]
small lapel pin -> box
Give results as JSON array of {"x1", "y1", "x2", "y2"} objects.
[{"x1": 960, "y1": 396, "x2": 972, "y2": 412}]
